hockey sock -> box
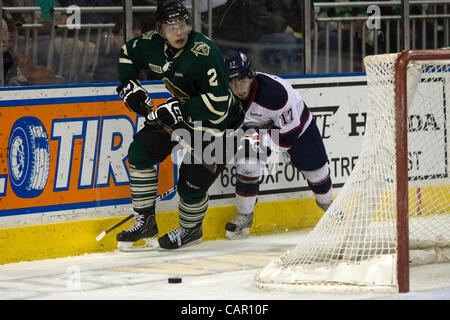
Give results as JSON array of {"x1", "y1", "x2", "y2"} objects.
[
  {"x1": 303, "y1": 164, "x2": 333, "y2": 207},
  {"x1": 236, "y1": 173, "x2": 259, "y2": 214},
  {"x1": 178, "y1": 192, "x2": 209, "y2": 229},
  {"x1": 306, "y1": 174, "x2": 333, "y2": 207},
  {"x1": 128, "y1": 140, "x2": 158, "y2": 213},
  {"x1": 129, "y1": 165, "x2": 158, "y2": 213}
]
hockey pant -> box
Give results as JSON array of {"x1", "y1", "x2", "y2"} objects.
[
  {"x1": 128, "y1": 125, "x2": 228, "y2": 229},
  {"x1": 236, "y1": 121, "x2": 333, "y2": 213}
]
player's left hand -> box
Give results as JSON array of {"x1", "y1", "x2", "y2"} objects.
[
  {"x1": 116, "y1": 79, "x2": 153, "y2": 117},
  {"x1": 146, "y1": 97, "x2": 187, "y2": 127}
]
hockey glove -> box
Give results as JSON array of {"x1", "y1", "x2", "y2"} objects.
[
  {"x1": 116, "y1": 79, "x2": 153, "y2": 117},
  {"x1": 146, "y1": 97, "x2": 187, "y2": 128}
]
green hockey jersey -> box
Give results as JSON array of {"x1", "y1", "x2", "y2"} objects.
[{"x1": 118, "y1": 30, "x2": 241, "y2": 136}]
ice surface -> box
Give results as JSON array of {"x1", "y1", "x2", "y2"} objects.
[{"x1": 0, "y1": 230, "x2": 449, "y2": 300}]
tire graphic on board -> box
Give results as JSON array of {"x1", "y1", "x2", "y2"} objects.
[{"x1": 8, "y1": 117, "x2": 50, "y2": 198}]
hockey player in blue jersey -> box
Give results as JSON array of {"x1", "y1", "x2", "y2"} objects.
[{"x1": 224, "y1": 52, "x2": 333, "y2": 240}]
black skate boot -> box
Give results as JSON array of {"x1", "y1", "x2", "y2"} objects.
[
  {"x1": 158, "y1": 224, "x2": 202, "y2": 250},
  {"x1": 225, "y1": 212, "x2": 253, "y2": 240},
  {"x1": 116, "y1": 211, "x2": 158, "y2": 251}
]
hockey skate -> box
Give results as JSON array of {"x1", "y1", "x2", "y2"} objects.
[
  {"x1": 225, "y1": 213, "x2": 253, "y2": 240},
  {"x1": 116, "y1": 212, "x2": 158, "y2": 252},
  {"x1": 158, "y1": 225, "x2": 202, "y2": 250},
  {"x1": 316, "y1": 199, "x2": 332, "y2": 212}
]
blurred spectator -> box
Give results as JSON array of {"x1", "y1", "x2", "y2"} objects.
[
  {"x1": 181, "y1": 0, "x2": 227, "y2": 13},
  {"x1": 2, "y1": 1, "x2": 34, "y2": 25},
  {"x1": 9, "y1": 1, "x2": 119, "y2": 82},
  {"x1": 264, "y1": 0, "x2": 303, "y2": 72},
  {"x1": 312, "y1": 0, "x2": 386, "y2": 73},
  {"x1": 35, "y1": 0, "x2": 57, "y2": 21},
  {"x1": 312, "y1": 0, "x2": 356, "y2": 73},
  {"x1": 181, "y1": 0, "x2": 227, "y2": 35},
  {"x1": 3, "y1": 17, "x2": 20, "y2": 85},
  {"x1": 267, "y1": 0, "x2": 303, "y2": 38},
  {"x1": 58, "y1": 0, "x2": 120, "y2": 24},
  {"x1": 93, "y1": 17, "x2": 149, "y2": 83},
  {"x1": 2, "y1": 17, "x2": 59, "y2": 86},
  {"x1": 4, "y1": 0, "x2": 59, "y2": 35},
  {"x1": 210, "y1": 0, "x2": 302, "y2": 75},
  {"x1": 133, "y1": 0, "x2": 158, "y2": 33}
]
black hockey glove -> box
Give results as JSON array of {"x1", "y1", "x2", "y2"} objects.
[
  {"x1": 116, "y1": 79, "x2": 153, "y2": 117},
  {"x1": 146, "y1": 97, "x2": 187, "y2": 128}
]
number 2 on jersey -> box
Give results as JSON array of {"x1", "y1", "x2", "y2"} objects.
[{"x1": 207, "y1": 68, "x2": 218, "y2": 86}]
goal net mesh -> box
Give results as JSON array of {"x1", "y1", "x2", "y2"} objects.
[{"x1": 254, "y1": 52, "x2": 450, "y2": 292}]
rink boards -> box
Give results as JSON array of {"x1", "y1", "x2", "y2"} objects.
[{"x1": 0, "y1": 74, "x2": 372, "y2": 264}]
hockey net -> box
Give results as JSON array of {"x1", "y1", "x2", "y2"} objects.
[{"x1": 254, "y1": 50, "x2": 450, "y2": 293}]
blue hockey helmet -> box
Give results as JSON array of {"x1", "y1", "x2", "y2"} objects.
[{"x1": 224, "y1": 52, "x2": 256, "y2": 82}]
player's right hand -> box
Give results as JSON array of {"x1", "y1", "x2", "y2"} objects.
[
  {"x1": 146, "y1": 97, "x2": 187, "y2": 128},
  {"x1": 116, "y1": 79, "x2": 153, "y2": 117}
]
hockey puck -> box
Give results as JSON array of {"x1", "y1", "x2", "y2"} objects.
[{"x1": 168, "y1": 277, "x2": 182, "y2": 284}]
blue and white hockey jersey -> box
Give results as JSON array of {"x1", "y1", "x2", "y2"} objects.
[{"x1": 242, "y1": 72, "x2": 312, "y2": 152}]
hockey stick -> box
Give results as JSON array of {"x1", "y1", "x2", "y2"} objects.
[
  {"x1": 149, "y1": 118, "x2": 217, "y2": 174},
  {"x1": 95, "y1": 186, "x2": 177, "y2": 241},
  {"x1": 163, "y1": 125, "x2": 217, "y2": 174}
]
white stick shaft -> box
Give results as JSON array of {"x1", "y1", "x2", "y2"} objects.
[
  {"x1": 95, "y1": 186, "x2": 177, "y2": 241},
  {"x1": 96, "y1": 231, "x2": 106, "y2": 242}
]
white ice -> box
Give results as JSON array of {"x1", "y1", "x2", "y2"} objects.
[{"x1": 0, "y1": 230, "x2": 449, "y2": 300}]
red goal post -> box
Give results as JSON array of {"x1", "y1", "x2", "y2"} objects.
[{"x1": 395, "y1": 49, "x2": 450, "y2": 293}]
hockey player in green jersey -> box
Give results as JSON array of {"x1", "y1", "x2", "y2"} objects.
[{"x1": 115, "y1": 0, "x2": 243, "y2": 250}]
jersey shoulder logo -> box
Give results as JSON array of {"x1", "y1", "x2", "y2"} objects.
[
  {"x1": 142, "y1": 30, "x2": 157, "y2": 40},
  {"x1": 191, "y1": 42, "x2": 210, "y2": 57}
]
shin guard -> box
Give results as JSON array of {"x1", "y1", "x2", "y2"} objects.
[
  {"x1": 303, "y1": 164, "x2": 333, "y2": 211},
  {"x1": 236, "y1": 163, "x2": 261, "y2": 214}
]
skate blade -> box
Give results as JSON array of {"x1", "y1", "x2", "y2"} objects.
[
  {"x1": 225, "y1": 228, "x2": 250, "y2": 240},
  {"x1": 158, "y1": 238, "x2": 202, "y2": 251},
  {"x1": 117, "y1": 238, "x2": 159, "y2": 252}
]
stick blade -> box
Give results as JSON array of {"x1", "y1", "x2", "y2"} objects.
[{"x1": 96, "y1": 231, "x2": 106, "y2": 242}]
